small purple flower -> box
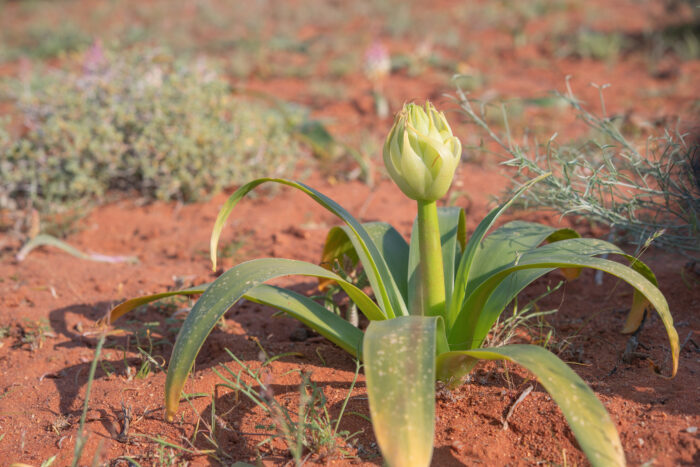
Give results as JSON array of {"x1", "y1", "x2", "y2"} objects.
[
  {"x1": 364, "y1": 40, "x2": 391, "y2": 82},
  {"x1": 83, "y1": 38, "x2": 106, "y2": 75}
]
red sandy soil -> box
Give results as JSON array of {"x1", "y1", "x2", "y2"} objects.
[
  {"x1": 0, "y1": 168, "x2": 698, "y2": 466},
  {"x1": 0, "y1": 1, "x2": 699, "y2": 466}
]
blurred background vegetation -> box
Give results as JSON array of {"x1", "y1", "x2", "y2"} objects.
[{"x1": 0, "y1": 0, "x2": 697, "y2": 254}]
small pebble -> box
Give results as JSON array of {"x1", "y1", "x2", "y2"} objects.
[{"x1": 685, "y1": 426, "x2": 697, "y2": 434}]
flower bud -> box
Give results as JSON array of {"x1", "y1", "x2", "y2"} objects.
[{"x1": 383, "y1": 102, "x2": 462, "y2": 201}]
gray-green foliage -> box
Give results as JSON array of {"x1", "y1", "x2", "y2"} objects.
[
  {"x1": 0, "y1": 48, "x2": 306, "y2": 212},
  {"x1": 455, "y1": 84, "x2": 700, "y2": 260},
  {"x1": 0, "y1": 21, "x2": 91, "y2": 62}
]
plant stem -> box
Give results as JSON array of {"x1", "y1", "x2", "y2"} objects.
[
  {"x1": 416, "y1": 199, "x2": 446, "y2": 317},
  {"x1": 72, "y1": 333, "x2": 106, "y2": 467}
]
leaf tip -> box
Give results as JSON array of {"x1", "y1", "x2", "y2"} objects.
[{"x1": 165, "y1": 408, "x2": 176, "y2": 423}]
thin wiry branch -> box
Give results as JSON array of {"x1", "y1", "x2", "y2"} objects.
[{"x1": 453, "y1": 82, "x2": 699, "y2": 260}]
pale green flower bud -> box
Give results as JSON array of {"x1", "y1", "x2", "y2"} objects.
[{"x1": 383, "y1": 102, "x2": 462, "y2": 201}]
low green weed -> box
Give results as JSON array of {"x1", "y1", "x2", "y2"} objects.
[
  {"x1": 0, "y1": 47, "x2": 306, "y2": 213},
  {"x1": 484, "y1": 281, "x2": 562, "y2": 349},
  {"x1": 213, "y1": 350, "x2": 362, "y2": 464},
  {"x1": 17, "y1": 318, "x2": 53, "y2": 351}
]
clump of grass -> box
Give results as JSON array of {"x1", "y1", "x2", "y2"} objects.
[
  {"x1": 112, "y1": 315, "x2": 179, "y2": 381},
  {"x1": 214, "y1": 350, "x2": 362, "y2": 465},
  {"x1": 558, "y1": 29, "x2": 627, "y2": 62},
  {"x1": 0, "y1": 46, "x2": 307, "y2": 213},
  {"x1": 455, "y1": 81, "x2": 700, "y2": 260},
  {"x1": 555, "y1": 23, "x2": 700, "y2": 64},
  {"x1": 484, "y1": 281, "x2": 563, "y2": 349},
  {"x1": 16, "y1": 318, "x2": 54, "y2": 351}
]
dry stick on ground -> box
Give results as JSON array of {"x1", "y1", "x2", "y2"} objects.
[
  {"x1": 678, "y1": 331, "x2": 698, "y2": 354},
  {"x1": 621, "y1": 309, "x2": 649, "y2": 365},
  {"x1": 502, "y1": 385, "x2": 534, "y2": 430},
  {"x1": 116, "y1": 402, "x2": 132, "y2": 443}
]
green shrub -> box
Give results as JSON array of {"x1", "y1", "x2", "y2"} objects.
[
  {"x1": 0, "y1": 22, "x2": 92, "y2": 62},
  {"x1": 26, "y1": 22, "x2": 92, "y2": 59},
  {"x1": 456, "y1": 85, "x2": 700, "y2": 260},
  {"x1": 0, "y1": 48, "x2": 306, "y2": 212}
]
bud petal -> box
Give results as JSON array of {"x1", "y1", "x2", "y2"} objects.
[{"x1": 382, "y1": 102, "x2": 461, "y2": 201}]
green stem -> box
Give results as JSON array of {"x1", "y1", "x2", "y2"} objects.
[
  {"x1": 417, "y1": 200, "x2": 446, "y2": 317},
  {"x1": 72, "y1": 333, "x2": 105, "y2": 467}
]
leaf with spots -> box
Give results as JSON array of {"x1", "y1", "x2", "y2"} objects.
[
  {"x1": 163, "y1": 258, "x2": 381, "y2": 420},
  {"x1": 447, "y1": 250, "x2": 678, "y2": 378},
  {"x1": 101, "y1": 282, "x2": 364, "y2": 358},
  {"x1": 364, "y1": 316, "x2": 439, "y2": 467},
  {"x1": 210, "y1": 178, "x2": 408, "y2": 318}
]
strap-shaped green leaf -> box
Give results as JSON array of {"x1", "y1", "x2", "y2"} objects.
[
  {"x1": 462, "y1": 236, "x2": 661, "y2": 346},
  {"x1": 164, "y1": 258, "x2": 383, "y2": 421},
  {"x1": 463, "y1": 221, "x2": 576, "y2": 293},
  {"x1": 408, "y1": 206, "x2": 465, "y2": 315},
  {"x1": 242, "y1": 284, "x2": 364, "y2": 357},
  {"x1": 546, "y1": 228, "x2": 585, "y2": 280},
  {"x1": 454, "y1": 221, "x2": 572, "y2": 326},
  {"x1": 448, "y1": 253, "x2": 679, "y2": 377},
  {"x1": 101, "y1": 283, "x2": 209, "y2": 325},
  {"x1": 364, "y1": 316, "x2": 438, "y2": 467},
  {"x1": 532, "y1": 239, "x2": 661, "y2": 336},
  {"x1": 464, "y1": 236, "x2": 626, "y2": 345},
  {"x1": 210, "y1": 178, "x2": 408, "y2": 318},
  {"x1": 436, "y1": 345, "x2": 626, "y2": 467},
  {"x1": 321, "y1": 222, "x2": 410, "y2": 304},
  {"x1": 619, "y1": 258, "x2": 659, "y2": 334},
  {"x1": 103, "y1": 283, "x2": 363, "y2": 357},
  {"x1": 447, "y1": 174, "x2": 551, "y2": 326},
  {"x1": 437, "y1": 207, "x2": 466, "y2": 310}
]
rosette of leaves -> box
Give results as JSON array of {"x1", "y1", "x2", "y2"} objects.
[{"x1": 105, "y1": 173, "x2": 678, "y2": 467}]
